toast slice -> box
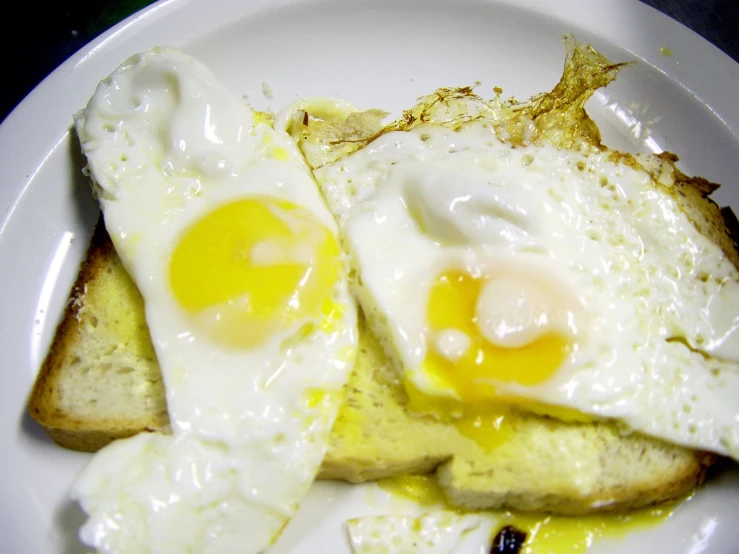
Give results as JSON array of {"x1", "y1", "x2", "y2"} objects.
[
  {"x1": 28, "y1": 219, "x2": 714, "y2": 514},
  {"x1": 28, "y1": 219, "x2": 169, "y2": 452},
  {"x1": 323, "y1": 322, "x2": 714, "y2": 514}
]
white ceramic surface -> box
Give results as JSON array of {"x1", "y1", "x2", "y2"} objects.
[{"x1": 1, "y1": 0, "x2": 738, "y2": 552}]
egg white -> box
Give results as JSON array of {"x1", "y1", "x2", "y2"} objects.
[{"x1": 346, "y1": 512, "x2": 481, "y2": 554}]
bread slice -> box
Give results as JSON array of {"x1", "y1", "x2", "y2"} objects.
[
  {"x1": 323, "y1": 323, "x2": 715, "y2": 514},
  {"x1": 28, "y1": 219, "x2": 168, "y2": 452},
  {"x1": 28, "y1": 219, "x2": 715, "y2": 513}
]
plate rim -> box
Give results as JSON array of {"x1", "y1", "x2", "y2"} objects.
[{"x1": 2, "y1": 0, "x2": 739, "y2": 552}]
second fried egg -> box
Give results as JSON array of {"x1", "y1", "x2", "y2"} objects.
[{"x1": 308, "y1": 116, "x2": 739, "y2": 461}]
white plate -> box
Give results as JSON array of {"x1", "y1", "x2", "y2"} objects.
[{"x1": 2, "y1": 0, "x2": 739, "y2": 552}]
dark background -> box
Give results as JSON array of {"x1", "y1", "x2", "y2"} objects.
[{"x1": 1, "y1": 0, "x2": 737, "y2": 125}]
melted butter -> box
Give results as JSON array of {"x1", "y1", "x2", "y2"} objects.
[{"x1": 379, "y1": 474, "x2": 686, "y2": 553}]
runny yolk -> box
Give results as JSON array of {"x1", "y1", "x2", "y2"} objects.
[
  {"x1": 501, "y1": 502, "x2": 681, "y2": 554},
  {"x1": 408, "y1": 272, "x2": 577, "y2": 446},
  {"x1": 169, "y1": 197, "x2": 340, "y2": 349},
  {"x1": 426, "y1": 272, "x2": 571, "y2": 393},
  {"x1": 379, "y1": 473, "x2": 684, "y2": 553}
]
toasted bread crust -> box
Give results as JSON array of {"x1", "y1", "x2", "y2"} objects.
[
  {"x1": 28, "y1": 218, "x2": 168, "y2": 452},
  {"x1": 29, "y1": 220, "x2": 110, "y2": 449}
]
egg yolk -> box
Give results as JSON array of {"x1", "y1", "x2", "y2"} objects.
[
  {"x1": 379, "y1": 473, "x2": 683, "y2": 554},
  {"x1": 500, "y1": 502, "x2": 680, "y2": 554},
  {"x1": 169, "y1": 197, "x2": 340, "y2": 349},
  {"x1": 423, "y1": 272, "x2": 571, "y2": 398},
  {"x1": 407, "y1": 271, "x2": 582, "y2": 443}
]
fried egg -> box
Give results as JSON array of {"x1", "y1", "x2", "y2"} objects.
[
  {"x1": 305, "y1": 112, "x2": 739, "y2": 460},
  {"x1": 72, "y1": 47, "x2": 357, "y2": 553}
]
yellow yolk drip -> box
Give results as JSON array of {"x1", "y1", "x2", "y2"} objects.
[
  {"x1": 501, "y1": 500, "x2": 681, "y2": 554},
  {"x1": 407, "y1": 272, "x2": 576, "y2": 448},
  {"x1": 379, "y1": 474, "x2": 682, "y2": 553},
  {"x1": 452, "y1": 409, "x2": 513, "y2": 450},
  {"x1": 404, "y1": 380, "x2": 514, "y2": 450},
  {"x1": 169, "y1": 197, "x2": 340, "y2": 349},
  {"x1": 378, "y1": 474, "x2": 449, "y2": 507}
]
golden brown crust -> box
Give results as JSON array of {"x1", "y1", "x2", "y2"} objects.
[
  {"x1": 43, "y1": 427, "x2": 145, "y2": 454},
  {"x1": 28, "y1": 219, "x2": 109, "y2": 432},
  {"x1": 670, "y1": 163, "x2": 739, "y2": 269},
  {"x1": 28, "y1": 217, "x2": 168, "y2": 451}
]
